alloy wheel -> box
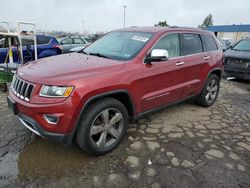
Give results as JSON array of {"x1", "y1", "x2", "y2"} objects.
[
  {"x1": 205, "y1": 79, "x2": 218, "y2": 103},
  {"x1": 90, "y1": 108, "x2": 124, "y2": 148}
]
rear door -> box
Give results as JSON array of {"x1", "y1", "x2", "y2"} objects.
[
  {"x1": 73, "y1": 38, "x2": 86, "y2": 48},
  {"x1": 141, "y1": 33, "x2": 185, "y2": 111},
  {"x1": 179, "y1": 33, "x2": 212, "y2": 97},
  {"x1": 201, "y1": 34, "x2": 221, "y2": 69}
]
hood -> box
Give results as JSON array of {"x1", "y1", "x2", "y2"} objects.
[
  {"x1": 224, "y1": 49, "x2": 250, "y2": 59},
  {"x1": 17, "y1": 53, "x2": 125, "y2": 85}
]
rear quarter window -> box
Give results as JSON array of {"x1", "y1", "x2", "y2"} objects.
[
  {"x1": 181, "y1": 33, "x2": 203, "y2": 56},
  {"x1": 202, "y1": 35, "x2": 218, "y2": 52}
]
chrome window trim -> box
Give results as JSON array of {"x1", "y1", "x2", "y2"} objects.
[{"x1": 143, "y1": 31, "x2": 221, "y2": 64}]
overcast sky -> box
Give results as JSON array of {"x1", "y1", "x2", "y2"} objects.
[{"x1": 1, "y1": 0, "x2": 249, "y2": 33}]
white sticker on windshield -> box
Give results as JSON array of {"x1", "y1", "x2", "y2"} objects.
[{"x1": 132, "y1": 36, "x2": 149, "y2": 42}]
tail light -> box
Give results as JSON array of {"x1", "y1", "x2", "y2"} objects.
[{"x1": 53, "y1": 45, "x2": 62, "y2": 50}]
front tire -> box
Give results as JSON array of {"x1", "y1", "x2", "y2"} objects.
[
  {"x1": 196, "y1": 74, "x2": 220, "y2": 107},
  {"x1": 76, "y1": 98, "x2": 129, "y2": 155},
  {"x1": 0, "y1": 83, "x2": 7, "y2": 92}
]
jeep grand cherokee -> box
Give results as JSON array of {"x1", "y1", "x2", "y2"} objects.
[{"x1": 8, "y1": 27, "x2": 223, "y2": 155}]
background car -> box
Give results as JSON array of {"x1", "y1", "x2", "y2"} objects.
[
  {"x1": 218, "y1": 38, "x2": 231, "y2": 51},
  {"x1": 58, "y1": 36, "x2": 91, "y2": 53},
  {"x1": 224, "y1": 38, "x2": 250, "y2": 80},
  {"x1": 0, "y1": 34, "x2": 62, "y2": 64},
  {"x1": 220, "y1": 38, "x2": 234, "y2": 46}
]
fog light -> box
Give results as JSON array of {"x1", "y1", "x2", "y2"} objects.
[{"x1": 43, "y1": 115, "x2": 59, "y2": 125}]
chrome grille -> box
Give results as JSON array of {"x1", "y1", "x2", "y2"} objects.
[
  {"x1": 226, "y1": 58, "x2": 250, "y2": 70},
  {"x1": 11, "y1": 75, "x2": 34, "y2": 102}
]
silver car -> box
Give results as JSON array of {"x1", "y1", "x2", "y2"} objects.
[{"x1": 58, "y1": 36, "x2": 92, "y2": 53}]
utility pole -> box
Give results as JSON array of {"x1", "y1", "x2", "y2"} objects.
[
  {"x1": 123, "y1": 5, "x2": 127, "y2": 28},
  {"x1": 82, "y1": 19, "x2": 84, "y2": 34}
]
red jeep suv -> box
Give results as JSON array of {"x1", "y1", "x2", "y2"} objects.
[{"x1": 7, "y1": 27, "x2": 223, "y2": 155}]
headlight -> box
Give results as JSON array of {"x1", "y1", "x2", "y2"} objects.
[{"x1": 40, "y1": 85, "x2": 74, "y2": 97}]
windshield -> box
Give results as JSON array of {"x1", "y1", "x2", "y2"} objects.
[
  {"x1": 232, "y1": 40, "x2": 250, "y2": 51},
  {"x1": 82, "y1": 31, "x2": 153, "y2": 60}
]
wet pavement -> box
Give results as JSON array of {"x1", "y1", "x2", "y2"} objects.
[{"x1": 0, "y1": 79, "x2": 249, "y2": 188}]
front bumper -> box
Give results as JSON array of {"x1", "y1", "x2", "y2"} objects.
[
  {"x1": 224, "y1": 58, "x2": 250, "y2": 80},
  {"x1": 7, "y1": 92, "x2": 80, "y2": 145},
  {"x1": 17, "y1": 111, "x2": 74, "y2": 145}
]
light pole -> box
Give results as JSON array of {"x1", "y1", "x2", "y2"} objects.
[
  {"x1": 123, "y1": 5, "x2": 127, "y2": 28},
  {"x1": 82, "y1": 19, "x2": 84, "y2": 34}
]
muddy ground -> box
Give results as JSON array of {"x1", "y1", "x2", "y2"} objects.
[{"x1": 0, "y1": 79, "x2": 249, "y2": 188}]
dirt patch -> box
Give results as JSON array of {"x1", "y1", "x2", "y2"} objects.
[{"x1": 18, "y1": 138, "x2": 93, "y2": 179}]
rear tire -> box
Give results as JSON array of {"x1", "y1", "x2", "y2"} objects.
[
  {"x1": 196, "y1": 74, "x2": 220, "y2": 107},
  {"x1": 76, "y1": 98, "x2": 129, "y2": 155}
]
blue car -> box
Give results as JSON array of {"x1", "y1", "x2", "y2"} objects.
[{"x1": 0, "y1": 34, "x2": 62, "y2": 64}]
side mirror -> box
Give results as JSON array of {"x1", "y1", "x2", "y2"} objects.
[{"x1": 145, "y1": 49, "x2": 169, "y2": 64}]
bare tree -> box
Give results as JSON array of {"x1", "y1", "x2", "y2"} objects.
[
  {"x1": 154, "y1": 20, "x2": 169, "y2": 27},
  {"x1": 198, "y1": 14, "x2": 214, "y2": 28}
]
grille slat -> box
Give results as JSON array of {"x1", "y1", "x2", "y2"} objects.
[
  {"x1": 11, "y1": 75, "x2": 34, "y2": 102},
  {"x1": 24, "y1": 83, "x2": 29, "y2": 97}
]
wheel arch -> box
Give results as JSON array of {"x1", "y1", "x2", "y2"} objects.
[
  {"x1": 68, "y1": 89, "x2": 136, "y2": 144},
  {"x1": 208, "y1": 68, "x2": 222, "y2": 80},
  {"x1": 82, "y1": 90, "x2": 135, "y2": 118}
]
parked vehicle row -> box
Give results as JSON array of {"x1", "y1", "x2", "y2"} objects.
[
  {"x1": 224, "y1": 37, "x2": 250, "y2": 80},
  {"x1": 0, "y1": 34, "x2": 62, "y2": 64},
  {"x1": 8, "y1": 26, "x2": 223, "y2": 155},
  {"x1": 57, "y1": 36, "x2": 92, "y2": 53}
]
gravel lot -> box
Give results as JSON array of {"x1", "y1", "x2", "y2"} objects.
[{"x1": 0, "y1": 79, "x2": 249, "y2": 188}]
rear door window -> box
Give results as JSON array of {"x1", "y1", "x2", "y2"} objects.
[
  {"x1": 22, "y1": 39, "x2": 34, "y2": 46},
  {"x1": 74, "y1": 38, "x2": 85, "y2": 44},
  {"x1": 202, "y1": 35, "x2": 218, "y2": 52},
  {"x1": 180, "y1": 33, "x2": 202, "y2": 56},
  {"x1": 61, "y1": 38, "x2": 73, "y2": 44}
]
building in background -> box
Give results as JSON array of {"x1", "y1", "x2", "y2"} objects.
[{"x1": 206, "y1": 24, "x2": 250, "y2": 42}]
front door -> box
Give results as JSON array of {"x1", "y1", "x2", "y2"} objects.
[{"x1": 141, "y1": 33, "x2": 185, "y2": 112}]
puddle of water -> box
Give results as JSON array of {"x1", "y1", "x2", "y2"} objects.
[{"x1": 18, "y1": 138, "x2": 93, "y2": 179}]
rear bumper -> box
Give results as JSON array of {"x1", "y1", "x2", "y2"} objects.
[{"x1": 17, "y1": 111, "x2": 74, "y2": 145}]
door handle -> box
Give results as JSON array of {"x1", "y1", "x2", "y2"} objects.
[
  {"x1": 203, "y1": 56, "x2": 211, "y2": 60},
  {"x1": 176, "y1": 62, "x2": 185, "y2": 66}
]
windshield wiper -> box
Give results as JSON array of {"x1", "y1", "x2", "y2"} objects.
[
  {"x1": 89, "y1": 52, "x2": 111, "y2": 59},
  {"x1": 81, "y1": 50, "x2": 88, "y2": 54}
]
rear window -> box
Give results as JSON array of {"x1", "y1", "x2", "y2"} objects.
[
  {"x1": 181, "y1": 34, "x2": 202, "y2": 56},
  {"x1": 37, "y1": 36, "x2": 51, "y2": 45},
  {"x1": 202, "y1": 35, "x2": 218, "y2": 52}
]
